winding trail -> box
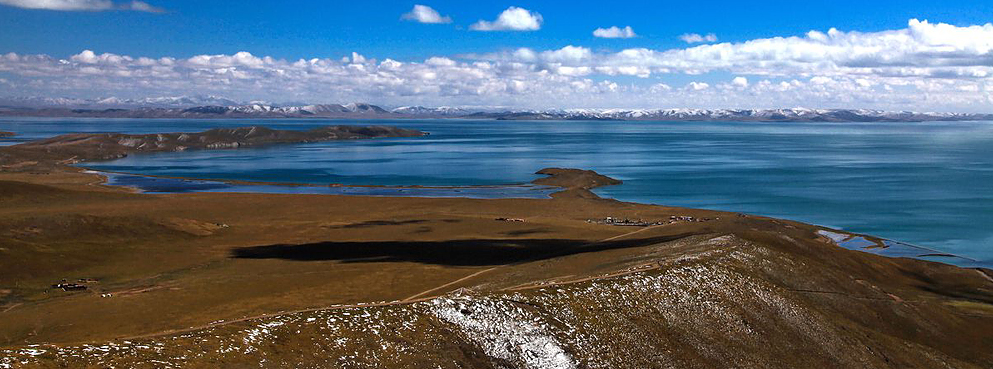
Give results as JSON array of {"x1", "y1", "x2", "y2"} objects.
[
  {"x1": 595, "y1": 224, "x2": 665, "y2": 243},
  {"x1": 402, "y1": 268, "x2": 498, "y2": 301},
  {"x1": 402, "y1": 223, "x2": 668, "y2": 301},
  {"x1": 977, "y1": 269, "x2": 993, "y2": 283}
]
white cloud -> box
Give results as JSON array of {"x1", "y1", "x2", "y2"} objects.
[
  {"x1": 511, "y1": 48, "x2": 537, "y2": 62},
  {"x1": 349, "y1": 52, "x2": 366, "y2": 64},
  {"x1": 810, "y1": 76, "x2": 833, "y2": 85},
  {"x1": 1, "y1": 19, "x2": 992, "y2": 112},
  {"x1": 0, "y1": 0, "x2": 161, "y2": 12},
  {"x1": 470, "y1": 6, "x2": 542, "y2": 31},
  {"x1": 649, "y1": 83, "x2": 671, "y2": 93},
  {"x1": 425, "y1": 56, "x2": 456, "y2": 66},
  {"x1": 688, "y1": 82, "x2": 710, "y2": 90},
  {"x1": 679, "y1": 33, "x2": 718, "y2": 43},
  {"x1": 0, "y1": 0, "x2": 111, "y2": 10},
  {"x1": 593, "y1": 26, "x2": 636, "y2": 39},
  {"x1": 540, "y1": 45, "x2": 591, "y2": 64},
  {"x1": 401, "y1": 4, "x2": 451, "y2": 24},
  {"x1": 126, "y1": 1, "x2": 161, "y2": 12}
]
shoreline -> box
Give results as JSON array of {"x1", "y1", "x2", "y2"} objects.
[
  {"x1": 82, "y1": 166, "x2": 986, "y2": 268},
  {"x1": 87, "y1": 169, "x2": 561, "y2": 200},
  {"x1": 4, "y1": 125, "x2": 985, "y2": 266},
  {"x1": 80, "y1": 168, "x2": 558, "y2": 192},
  {"x1": 2, "y1": 125, "x2": 985, "y2": 266}
]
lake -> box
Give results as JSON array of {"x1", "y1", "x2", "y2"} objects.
[{"x1": 1, "y1": 117, "x2": 991, "y2": 266}]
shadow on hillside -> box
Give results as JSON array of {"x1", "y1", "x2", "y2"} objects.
[{"x1": 230, "y1": 233, "x2": 696, "y2": 266}]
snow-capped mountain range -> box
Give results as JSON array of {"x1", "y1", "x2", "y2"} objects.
[
  {"x1": 0, "y1": 95, "x2": 242, "y2": 109},
  {"x1": 0, "y1": 96, "x2": 990, "y2": 122},
  {"x1": 419, "y1": 107, "x2": 991, "y2": 122}
]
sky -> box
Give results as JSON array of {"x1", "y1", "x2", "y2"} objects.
[{"x1": 0, "y1": 0, "x2": 992, "y2": 111}]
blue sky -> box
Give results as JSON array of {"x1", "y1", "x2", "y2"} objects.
[
  {"x1": 1, "y1": 0, "x2": 992, "y2": 111},
  {"x1": 2, "y1": 0, "x2": 991, "y2": 60}
]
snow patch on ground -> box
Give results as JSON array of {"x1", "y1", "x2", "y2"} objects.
[{"x1": 427, "y1": 295, "x2": 576, "y2": 369}]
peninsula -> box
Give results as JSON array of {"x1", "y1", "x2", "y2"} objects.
[{"x1": 1, "y1": 125, "x2": 424, "y2": 164}]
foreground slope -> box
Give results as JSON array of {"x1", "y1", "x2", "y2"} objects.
[{"x1": 2, "y1": 210, "x2": 992, "y2": 367}]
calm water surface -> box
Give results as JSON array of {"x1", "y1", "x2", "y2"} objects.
[{"x1": 1, "y1": 117, "x2": 991, "y2": 265}]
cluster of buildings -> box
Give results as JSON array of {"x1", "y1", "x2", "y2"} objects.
[
  {"x1": 51, "y1": 282, "x2": 87, "y2": 291},
  {"x1": 589, "y1": 215, "x2": 715, "y2": 227},
  {"x1": 50, "y1": 278, "x2": 97, "y2": 291}
]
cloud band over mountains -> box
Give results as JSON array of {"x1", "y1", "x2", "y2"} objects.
[
  {"x1": 0, "y1": 0, "x2": 162, "y2": 12},
  {"x1": 0, "y1": 19, "x2": 991, "y2": 111}
]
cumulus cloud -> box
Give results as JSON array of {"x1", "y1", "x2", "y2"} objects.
[
  {"x1": 688, "y1": 82, "x2": 710, "y2": 90},
  {"x1": 0, "y1": 0, "x2": 162, "y2": 12},
  {"x1": 593, "y1": 26, "x2": 637, "y2": 39},
  {"x1": 470, "y1": 6, "x2": 542, "y2": 31},
  {"x1": 401, "y1": 4, "x2": 451, "y2": 24},
  {"x1": 1, "y1": 19, "x2": 991, "y2": 111},
  {"x1": 679, "y1": 33, "x2": 718, "y2": 43}
]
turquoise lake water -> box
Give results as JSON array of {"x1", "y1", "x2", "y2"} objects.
[{"x1": 1, "y1": 117, "x2": 991, "y2": 266}]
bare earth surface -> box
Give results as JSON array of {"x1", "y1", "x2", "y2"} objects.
[{"x1": 0, "y1": 127, "x2": 992, "y2": 368}]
